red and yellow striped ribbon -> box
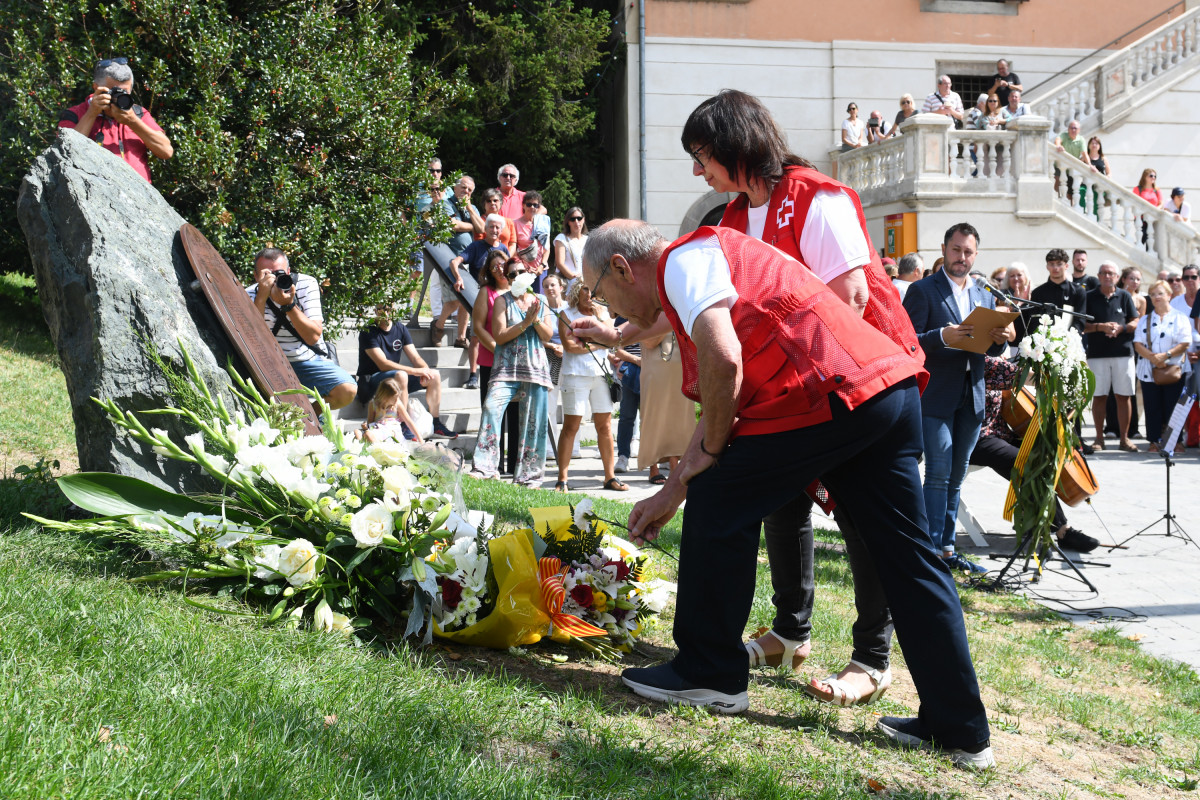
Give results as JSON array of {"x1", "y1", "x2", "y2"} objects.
[
  {"x1": 1003, "y1": 409, "x2": 1069, "y2": 522},
  {"x1": 538, "y1": 556, "x2": 608, "y2": 638}
]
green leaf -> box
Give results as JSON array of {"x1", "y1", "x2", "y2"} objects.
[
  {"x1": 267, "y1": 597, "x2": 288, "y2": 623},
  {"x1": 57, "y1": 473, "x2": 212, "y2": 518},
  {"x1": 344, "y1": 547, "x2": 373, "y2": 575}
]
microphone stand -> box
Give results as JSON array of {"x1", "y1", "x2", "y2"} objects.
[{"x1": 982, "y1": 283, "x2": 1094, "y2": 327}]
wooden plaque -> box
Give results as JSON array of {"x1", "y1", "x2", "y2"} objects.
[{"x1": 179, "y1": 223, "x2": 322, "y2": 435}]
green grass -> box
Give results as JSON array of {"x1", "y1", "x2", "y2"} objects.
[
  {"x1": 4, "y1": 312, "x2": 1200, "y2": 799},
  {"x1": 0, "y1": 310, "x2": 74, "y2": 468}
]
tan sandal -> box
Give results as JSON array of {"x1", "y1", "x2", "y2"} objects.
[
  {"x1": 804, "y1": 660, "x2": 892, "y2": 707},
  {"x1": 745, "y1": 627, "x2": 810, "y2": 672}
]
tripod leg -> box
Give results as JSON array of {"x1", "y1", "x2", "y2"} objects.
[
  {"x1": 1045, "y1": 538, "x2": 1099, "y2": 592},
  {"x1": 987, "y1": 530, "x2": 1035, "y2": 587}
]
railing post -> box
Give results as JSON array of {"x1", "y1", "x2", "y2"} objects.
[
  {"x1": 1007, "y1": 115, "x2": 1055, "y2": 220},
  {"x1": 901, "y1": 113, "x2": 953, "y2": 196}
]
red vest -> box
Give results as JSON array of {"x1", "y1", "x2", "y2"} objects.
[
  {"x1": 720, "y1": 166, "x2": 924, "y2": 367},
  {"x1": 656, "y1": 227, "x2": 927, "y2": 438}
]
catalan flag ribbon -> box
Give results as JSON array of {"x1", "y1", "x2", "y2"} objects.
[{"x1": 538, "y1": 557, "x2": 608, "y2": 638}]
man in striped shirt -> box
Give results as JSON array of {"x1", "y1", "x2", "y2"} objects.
[{"x1": 247, "y1": 248, "x2": 357, "y2": 410}]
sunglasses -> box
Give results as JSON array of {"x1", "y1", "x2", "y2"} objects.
[
  {"x1": 505, "y1": 272, "x2": 520, "y2": 280},
  {"x1": 523, "y1": 201, "x2": 538, "y2": 207},
  {"x1": 500, "y1": 172, "x2": 516, "y2": 179},
  {"x1": 1169, "y1": 277, "x2": 1182, "y2": 283},
  {"x1": 901, "y1": 100, "x2": 912, "y2": 105},
  {"x1": 568, "y1": 216, "x2": 583, "y2": 222},
  {"x1": 96, "y1": 57, "x2": 128, "y2": 68},
  {"x1": 1184, "y1": 275, "x2": 1199, "y2": 281},
  {"x1": 1149, "y1": 173, "x2": 1157, "y2": 178}
]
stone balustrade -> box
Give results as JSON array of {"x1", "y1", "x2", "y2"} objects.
[
  {"x1": 834, "y1": 113, "x2": 1200, "y2": 271},
  {"x1": 1029, "y1": 7, "x2": 1200, "y2": 134}
]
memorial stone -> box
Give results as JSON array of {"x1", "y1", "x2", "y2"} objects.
[{"x1": 17, "y1": 129, "x2": 239, "y2": 492}]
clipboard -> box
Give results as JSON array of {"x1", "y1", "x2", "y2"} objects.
[{"x1": 947, "y1": 306, "x2": 1020, "y2": 354}]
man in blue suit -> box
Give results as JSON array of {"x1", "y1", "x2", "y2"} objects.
[{"x1": 903, "y1": 223, "x2": 1015, "y2": 572}]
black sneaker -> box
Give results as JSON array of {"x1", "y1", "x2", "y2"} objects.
[
  {"x1": 877, "y1": 716, "x2": 996, "y2": 770},
  {"x1": 621, "y1": 663, "x2": 749, "y2": 715},
  {"x1": 401, "y1": 423, "x2": 417, "y2": 442},
  {"x1": 430, "y1": 419, "x2": 458, "y2": 439},
  {"x1": 464, "y1": 373, "x2": 480, "y2": 390},
  {"x1": 1080, "y1": 441, "x2": 1095, "y2": 456},
  {"x1": 1058, "y1": 527, "x2": 1099, "y2": 553},
  {"x1": 943, "y1": 553, "x2": 988, "y2": 574}
]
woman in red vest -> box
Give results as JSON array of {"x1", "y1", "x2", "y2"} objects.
[{"x1": 680, "y1": 90, "x2": 923, "y2": 708}]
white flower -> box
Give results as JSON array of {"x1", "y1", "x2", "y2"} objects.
[
  {"x1": 150, "y1": 427, "x2": 172, "y2": 457},
  {"x1": 214, "y1": 524, "x2": 253, "y2": 549},
  {"x1": 460, "y1": 595, "x2": 481, "y2": 615},
  {"x1": 638, "y1": 579, "x2": 676, "y2": 614},
  {"x1": 185, "y1": 432, "x2": 206, "y2": 454},
  {"x1": 253, "y1": 544, "x2": 282, "y2": 581},
  {"x1": 278, "y1": 538, "x2": 320, "y2": 587},
  {"x1": 380, "y1": 465, "x2": 413, "y2": 499},
  {"x1": 573, "y1": 498, "x2": 594, "y2": 530},
  {"x1": 313, "y1": 599, "x2": 354, "y2": 634},
  {"x1": 445, "y1": 510, "x2": 494, "y2": 541},
  {"x1": 262, "y1": 460, "x2": 305, "y2": 493},
  {"x1": 287, "y1": 435, "x2": 333, "y2": 467},
  {"x1": 368, "y1": 439, "x2": 411, "y2": 466},
  {"x1": 509, "y1": 272, "x2": 536, "y2": 295},
  {"x1": 350, "y1": 503, "x2": 394, "y2": 549},
  {"x1": 247, "y1": 417, "x2": 280, "y2": 446},
  {"x1": 292, "y1": 474, "x2": 332, "y2": 503}
]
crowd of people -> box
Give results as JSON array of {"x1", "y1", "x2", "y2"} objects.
[{"x1": 66, "y1": 57, "x2": 1199, "y2": 772}]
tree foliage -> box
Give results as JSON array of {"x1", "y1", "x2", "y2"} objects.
[{"x1": 0, "y1": 0, "x2": 464, "y2": 324}]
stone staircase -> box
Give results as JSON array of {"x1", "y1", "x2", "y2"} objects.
[
  {"x1": 1028, "y1": 6, "x2": 1200, "y2": 136},
  {"x1": 329, "y1": 316, "x2": 599, "y2": 462}
]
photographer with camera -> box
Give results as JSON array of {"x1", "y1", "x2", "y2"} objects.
[
  {"x1": 246, "y1": 248, "x2": 357, "y2": 411},
  {"x1": 57, "y1": 57, "x2": 173, "y2": 183}
]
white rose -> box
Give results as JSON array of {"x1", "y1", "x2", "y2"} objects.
[
  {"x1": 350, "y1": 503, "x2": 394, "y2": 549},
  {"x1": 278, "y1": 538, "x2": 320, "y2": 587},
  {"x1": 380, "y1": 466, "x2": 414, "y2": 505}
]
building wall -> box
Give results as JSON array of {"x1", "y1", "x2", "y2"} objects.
[
  {"x1": 643, "y1": 37, "x2": 1101, "y2": 238},
  {"x1": 646, "y1": 0, "x2": 1185, "y2": 49}
]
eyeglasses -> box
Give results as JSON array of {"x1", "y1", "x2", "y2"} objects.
[
  {"x1": 499, "y1": 172, "x2": 516, "y2": 179},
  {"x1": 987, "y1": 99, "x2": 999, "y2": 103},
  {"x1": 523, "y1": 201, "x2": 538, "y2": 207},
  {"x1": 688, "y1": 146, "x2": 708, "y2": 169},
  {"x1": 589, "y1": 259, "x2": 613, "y2": 306},
  {"x1": 1149, "y1": 173, "x2": 1157, "y2": 178},
  {"x1": 96, "y1": 57, "x2": 128, "y2": 68},
  {"x1": 1169, "y1": 277, "x2": 1183, "y2": 283},
  {"x1": 568, "y1": 216, "x2": 583, "y2": 222}
]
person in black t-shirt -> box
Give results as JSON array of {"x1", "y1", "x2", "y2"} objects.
[
  {"x1": 357, "y1": 306, "x2": 458, "y2": 439},
  {"x1": 1029, "y1": 249, "x2": 1087, "y2": 337},
  {"x1": 988, "y1": 60, "x2": 1023, "y2": 107},
  {"x1": 1083, "y1": 263, "x2": 1139, "y2": 452},
  {"x1": 1070, "y1": 249, "x2": 1099, "y2": 292}
]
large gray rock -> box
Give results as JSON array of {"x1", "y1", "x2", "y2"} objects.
[{"x1": 17, "y1": 128, "x2": 239, "y2": 492}]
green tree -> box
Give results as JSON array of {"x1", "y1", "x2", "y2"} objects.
[
  {"x1": 0, "y1": 0, "x2": 464, "y2": 325},
  {"x1": 400, "y1": 0, "x2": 617, "y2": 219}
]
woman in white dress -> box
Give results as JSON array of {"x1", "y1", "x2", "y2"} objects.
[
  {"x1": 552, "y1": 207, "x2": 588, "y2": 282},
  {"x1": 840, "y1": 103, "x2": 865, "y2": 152}
]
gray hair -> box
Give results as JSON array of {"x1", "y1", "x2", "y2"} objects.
[
  {"x1": 581, "y1": 220, "x2": 667, "y2": 280},
  {"x1": 254, "y1": 247, "x2": 288, "y2": 268},
  {"x1": 1098, "y1": 260, "x2": 1120, "y2": 274},
  {"x1": 456, "y1": 174, "x2": 474, "y2": 187},
  {"x1": 94, "y1": 61, "x2": 134, "y2": 85},
  {"x1": 1005, "y1": 262, "x2": 1029, "y2": 288},
  {"x1": 484, "y1": 213, "x2": 506, "y2": 229},
  {"x1": 497, "y1": 163, "x2": 519, "y2": 182},
  {"x1": 1166, "y1": 268, "x2": 1182, "y2": 280},
  {"x1": 896, "y1": 252, "x2": 923, "y2": 278}
]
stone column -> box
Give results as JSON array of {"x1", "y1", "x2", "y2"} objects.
[
  {"x1": 900, "y1": 113, "x2": 954, "y2": 196},
  {"x1": 1007, "y1": 115, "x2": 1055, "y2": 221}
]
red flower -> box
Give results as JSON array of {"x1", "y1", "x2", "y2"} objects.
[
  {"x1": 440, "y1": 578, "x2": 463, "y2": 609},
  {"x1": 606, "y1": 559, "x2": 631, "y2": 581},
  {"x1": 570, "y1": 584, "x2": 594, "y2": 607}
]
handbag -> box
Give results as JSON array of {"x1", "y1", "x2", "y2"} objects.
[{"x1": 1145, "y1": 315, "x2": 1182, "y2": 386}]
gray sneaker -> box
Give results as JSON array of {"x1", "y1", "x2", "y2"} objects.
[
  {"x1": 463, "y1": 373, "x2": 480, "y2": 390},
  {"x1": 615, "y1": 455, "x2": 629, "y2": 473}
]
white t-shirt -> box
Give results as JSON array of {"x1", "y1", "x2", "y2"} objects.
[
  {"x1": 553, "y1": 233, "x2": 587, "y2": 276},
  {"x1": 246, "y1": 273, "x2": 326, "y2": 363},
  {"x1": 842, "y1": 118, "x2": 865, "y2": 147},
  {"x1": 1170, "y1": 293, "x2": 1194, "y2": 318},
  {"x1": 560, "y1": 305, "x2": 607, "y2": 376},
  {"x1": 1165, "y1": 198, "x2": 1192, "y2": 221},
  {"x1": 742, "y1": 189, "x2": 868, "y2": 284},
  {"x1": 661, "y1": 238, "x2": 740, "y2": 337}
]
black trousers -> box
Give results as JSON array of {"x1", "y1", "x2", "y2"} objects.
[{"x1": 672, "y1": 381, "x2": 990, "y2": 749}]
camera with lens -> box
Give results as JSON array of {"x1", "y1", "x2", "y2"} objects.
[
  {"x1": 272, "y1": 270, "x2": 296, "y2": 291},
  {"x1": 108, "y1": 87, "x2": 134, "y2": 111},
  {"x1": 867, "y1": 118, "x2": 880, "y2": 128}
]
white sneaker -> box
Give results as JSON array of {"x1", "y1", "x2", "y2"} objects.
[{"x1": 615, "y1": 455, "x2": 629, "y2": 473}]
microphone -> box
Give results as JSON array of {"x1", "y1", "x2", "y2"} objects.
[{"x1": 983, "y1": 282, "x2": 1010, "y2": 304}]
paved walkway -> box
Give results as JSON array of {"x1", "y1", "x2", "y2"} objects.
[{"x1": 567, "y1": 433, "x2": 1200, "y2": 671}]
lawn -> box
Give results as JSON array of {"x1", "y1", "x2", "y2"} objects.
[{"x1": 2, "y1": 311, "x2": 1198, "y2": 799}]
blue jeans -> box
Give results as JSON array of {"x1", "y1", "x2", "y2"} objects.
[
  {"x1": 921, "y1": 377, "x2": 982, "y2": 555},
  {"x1": 672, "y1": 380, "x2": 989, "y2": 748},
  {"x1": 616, "y1": 363, "x2": 641, "y2": 459}
]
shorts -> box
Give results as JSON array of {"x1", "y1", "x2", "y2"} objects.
[
  {"x1": 1089, "y1": 356, "x2": 1135, "y2": 395},
  {"x1": 367, "y1": 370, "x2": 423, "y2": 401},
  {"x1": 291, "y1": 356, "x2": 356, "y2": 398},
  {"x1": 560, "y1": 373, "x2": 613, "y2": 417}
]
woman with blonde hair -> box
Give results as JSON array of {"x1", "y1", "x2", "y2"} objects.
[
  {"x1": 1004, "y1": 262, "x2": 1033, "y2": 346},
  {"x1": 555, "y1": 279, "x2": 627, "y2": 492},
  {"x1": 884, "y1": 94, "x2": 917, "y2": 140}
]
